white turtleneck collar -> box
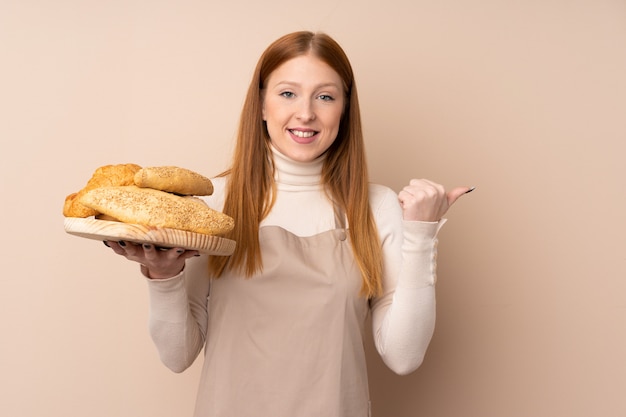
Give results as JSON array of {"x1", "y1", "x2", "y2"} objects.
[{"x1": 270, "y1": 144, "x2": 325, "y2": 190}]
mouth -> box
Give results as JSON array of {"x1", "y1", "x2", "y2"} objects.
[
  {"x1": 289, "y1": 129, "x2": 319, "y2": 143},
  {"x1": 289, "y1": 129, "x2": 317, "y2": 138}
]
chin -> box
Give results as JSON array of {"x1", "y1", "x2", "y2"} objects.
[
  {"x1": 273, "y1": 143, "x2": 321, "y2": 163},
  {"x1": 288, "y1": 152, "x2": 319, "y2": 163}
]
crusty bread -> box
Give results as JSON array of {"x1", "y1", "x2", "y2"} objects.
[
  {"x1": 63, "y1": 163, "x2": 142, "y2": 217},
  {"x1": 86, "y1": 163, "x2": 143, "y2": 189},
  {"x1": 79, "y1": 185, "x2": 233, "y2": 235},
  {"x1": 64, "y1": 192, "x2": 95, "y2": 217},
  {"x1": 134, "y1": 166, "x2": 214, "y2": 196}
]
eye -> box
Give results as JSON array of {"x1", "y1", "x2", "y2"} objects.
[
  {"x1": 318, "y1": 94, "x2": 335, "y2": 102},
  {"x1": 280, "y1": 91, "x2": 295, "y2": 98}
]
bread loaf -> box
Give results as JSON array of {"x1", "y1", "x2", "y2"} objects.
[
  {"x1": 134, "y1": 166, "x2": 214, "y2": 196},
  {"x1": 79, "y1": 185, "x2": 234, "y2": 235},
  {"x1": 63, "y1": 163, "x2": 142, "y2": 217}
]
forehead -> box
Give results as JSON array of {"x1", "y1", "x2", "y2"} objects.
[{"x1": 266, "y1": 54, "x2": 343, "y2": 89}]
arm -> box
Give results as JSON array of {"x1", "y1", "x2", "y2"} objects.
[
  {"x1": 104, "y1": 177, "x2": 228, "y2": 372},
  {"x1": 145, "y1": 254, "x2": 211, "y2": 373},
  {"x1": 369, "y1": 186, "x2": 440, "y2": 374},
  {"x1": 370, "y1": 181, "x2": 472, "y2": 375}
]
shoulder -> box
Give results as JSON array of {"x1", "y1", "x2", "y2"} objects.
[
  {"x1": 210, "y1": 175, "x2": 228, "y2": 193},
  {"x1": 368, "y1": 183, "x2": 403, "y2": 238},
  {"x1": 200, "y1": 175, "x2": 228, "y2": 211},
  {"x1": 368, "y1": 183, "x2": 400, "y2": 215}
]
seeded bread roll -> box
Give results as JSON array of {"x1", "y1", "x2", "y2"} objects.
[
  {"x1": 134, "y1": 166, "x2": 214, "y2": 196},
  {"x1": 79, "y1": 185, "x2": 233, "y2": 235}
]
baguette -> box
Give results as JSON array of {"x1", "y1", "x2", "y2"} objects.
[
  {"x1": 134, "y1": 166, "x2": 214, "y2": 196},
  {"x1": 79, "y1": 185, "x2": 234, "y2": 235}
]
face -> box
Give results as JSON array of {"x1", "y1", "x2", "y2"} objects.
[{"x1": 262, "y1": 53, "x2": 345, "y2": 163}]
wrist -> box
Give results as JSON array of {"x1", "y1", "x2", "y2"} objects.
[{"x1": 141, "y1": 264, "x2": 183, "y2": 280}]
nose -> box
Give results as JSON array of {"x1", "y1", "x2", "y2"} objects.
[{"x1": 296, "y1": 99, "x2": 316, "y2": 122}]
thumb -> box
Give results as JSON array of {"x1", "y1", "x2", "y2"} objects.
[{"x1": 447, "y1": 186, "x2": 476, "y2": 206}]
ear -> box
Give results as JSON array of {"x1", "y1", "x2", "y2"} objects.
[{"x1": 260, "y1": 90, "x2": 266, "y2": 121}]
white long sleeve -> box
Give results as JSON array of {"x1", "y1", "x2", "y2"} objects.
[
  {"x1": 368, "y1": 185, "x2": 442, "y2": 374},
  {"x1": 146, "y1": 253, "x2": 210, "y2": 372},
  {"x1": 145, "y1": 148, "x2": 441, "y2": 375}
]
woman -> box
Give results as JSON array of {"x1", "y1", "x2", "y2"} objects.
[{"x1": 106, "y1": 31, "x2": 472, "y2": 417}]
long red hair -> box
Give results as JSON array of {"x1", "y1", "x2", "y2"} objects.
[{"x1": 208, "y1": 31, "x2": 383, "y2": 297}]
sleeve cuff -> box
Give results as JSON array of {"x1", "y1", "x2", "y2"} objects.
[{"x1": 402, "y1": 218, "x2": 447, "y2": 242}]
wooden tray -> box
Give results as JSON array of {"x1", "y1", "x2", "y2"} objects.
[{"x1": 64, "y1": 217, "x2": 235, "y2": 256}]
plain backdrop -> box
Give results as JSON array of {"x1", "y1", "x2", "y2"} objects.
[{"x1": 1, "y1": 1, "x2": 625, "y2": 416}]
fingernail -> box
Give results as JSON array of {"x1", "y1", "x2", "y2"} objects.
[
  {"x1": 103, "y1": 241, "x2": 110, "y2": 247},
  {"x1": 118, "y1": 241, "x2": 126, "y2": 247},
  {"x1": 465, "y1": 186, "x2": 476, "y2": 194}
]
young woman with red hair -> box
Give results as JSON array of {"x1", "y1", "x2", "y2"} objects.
[{"x1": 106, "y1": 31, "x2": 472, "y2": 417}]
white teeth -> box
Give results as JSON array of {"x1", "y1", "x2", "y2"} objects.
[{"x1": 291, "y1": 130, "x2": 315, "y2": 138}]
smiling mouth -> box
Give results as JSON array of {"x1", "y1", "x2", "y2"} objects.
[{"x1": 289, "y1": 129, "x2": 317, "y2": 138}]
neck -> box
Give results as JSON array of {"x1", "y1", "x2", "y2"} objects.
[{"x1": 270, "y1": 144, "x2": 324, "y2": 188}]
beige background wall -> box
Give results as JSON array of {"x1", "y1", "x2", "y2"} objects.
[{"x1": 1, "y1": 1, "x2": 624, "y2": 416}]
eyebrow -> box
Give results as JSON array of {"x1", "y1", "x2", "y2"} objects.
[{"x1": 273, "y1": 81, "x2": 342, "y2": 90}]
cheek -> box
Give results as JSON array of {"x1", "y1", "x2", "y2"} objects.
[
  {"x1": 262, "y1": 99, "x2": 283, "y2": 124},
  {"x1": 330, "y1": 109, "x2": 344, "y2": 132}
]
